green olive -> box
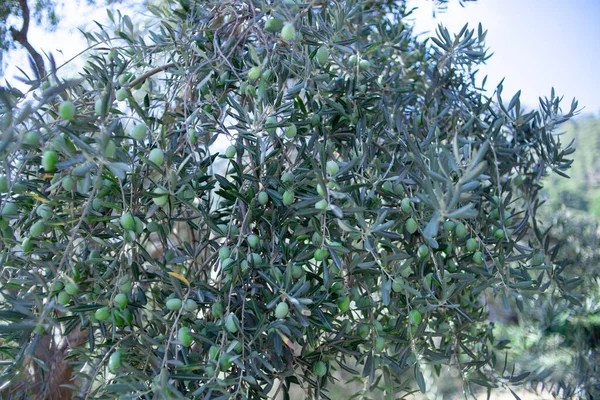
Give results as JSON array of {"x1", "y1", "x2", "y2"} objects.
[
  {"x1": 337, "y1": 296, "x2": 350, "y2": 312},
  {"x1": 178, "y1": 327, "x2": 193, "y2": 346},
  {"x1": 281, "y1": 23, "x2": 296, "y2": 41},
  {"x1": 42, "y1": 150, "x2": 58, "y2": 172},
  {"x1": 248, "y1": 66, "x2": 262, "y2": 81},
  {"x1": 408, "y1": 309, "x2": 422, "y2": 325},
  {"x1": 148, "y1": 148, "x2": 164, "y2": 166},
  {"x1": 313, "y1": 361, "x2": 327, "y2": 377},
  {"x1": 275, "y1": 302, "x2": 289, "y2": 319},
  {"x1": 130, "y1": 123, "x2": 147, "y2": 141},
  {"x1": 166, "y1": 298, "x2": 182, "y2": 310},
  {"x1": 282, "y1": 190, "x2": 295, "y2": 206},
  {"x1": 258, "y1": 191, "x2": 269, "y2": 205},
  {"x1": 316, "y1": 46, "x2": 329, "y2": 66},
  {"x1": 108, "y1": 351, "x2": 122, "y2": 372},
  {"x1": 225, "y1": 145, "x2": 236, "y2": 159},
  {"x1": 152, "y1": 187, "x2": 169, "y2": 207},
  {"x1": 405, "y1": 218, "x2": 418, "y2": 234},
  {"x1": 114, "y1": 293, "x2": 128, "y2": 309},
  {"x1": 59, "y1": 101, "x2": 75, "y2": 120},
  {"x1": 225, "y1": 314, "x2": 238, "y2": 333},
  {"x1": 465, "y1": 238, "x2": 478, "y2": 252},
  {"x1": 284, "y1": 124, "x2": 297, "y2": 138}
]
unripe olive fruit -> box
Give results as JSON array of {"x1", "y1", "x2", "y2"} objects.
[
  {"x1": 153, "y1": 187, "x2": 169, "y2": 207},
  {"x1": 166, "y1": 298, "x2": 182, "y2": 310},
  {"x1": 104, "y1": 140, "x2": 116, "y2": 158},
  {"x1": 225, "y1": 314, "x2": 238, "y2": 333},
  {"x1": 358, "y1": 59, "x2": 371, "y2": 71},
  {"x1": 219, "y1": 246, "x2": 230, "y2": 260},
  {"x1": 247, "y1": 234, "x2": 259, "y2": 248},
  {"x1": 315, "y1": 199, "x2": 328, "y2": 211},
  {"x1": 1, "y1": 202, "x2": 17, "y2": 216},
  {"x1": 22, "y1": 237, "x2": 34, "y2": 252},
  {"x1": 337, "y1": 296, "x2": 350, "y2": 312},
  {"x1": 417, "y1": 245, "x2": 429, "y2": 260},
  {"x1": 282, "y1": 190, "x2": 295, "y2": 206},
  {"x1": 291, "y1": 264, "x2": 304, "y2": 279},
  {"x1": 118, "y1": 73, "x2": 132, "y2": 85},
  {"x1": 57, "y1": 290, "x2": 70, "y2": 305},
  {"x1": 65, "y1": 283, "x2": 78, "y2": 295},
  {"x1": 247, "y1": 253, "x2": 262, "y2": 265},
  {"x1": 349, "y1": 55, "x2": 357, "y2": 66},
  {"x1": 42, "y1": 150, "x2": 58, "y2": 172},
  {"x1": 314, "y1": 248, "x2": 328, "y2": 261},
  {"x1": 108, "y1": 351, "x2": 122, "y2": 372},
  {"x1": 116, "y1": 88, "x2": 128, "y2": 101},
  {"x1": 212, "y1": 302, "x2": 224, "y2": 319},
  {"x1": 281, "y1": 23, "x2": 295, "y2": 41},
  {"x1": 184, "y1": 299, "x2": 198, "y2": 312},
  {"x1": 24, "y1": 131, "x2": 40, "y2": 146},
  {"x1": 275, "y1": 302, "x2": 289, "y2": 319},
  {"x1": 392, "y1": 280, "x2": 403, "y2": 293},
  {"x1": 265, "y1": 17, "x2": 283, "y2": 33},
  {"x1": 357, "y1": 324, "x2": 370, "y2": 338},
  {"x1": 188, "y1": 128, "x2": 198, "y2": 144},
  {"x1": 59, "y1": 101, "x2": 75, "y2": 120},
  {"x1": 281, "y1": 172, "x2": 293, "y2": 184},
  {"x1": 465, "y1": 238, "x2": 478, "y2": 252},
  {"x1": 49, "y1": 281, "x2": 64, "y2": 294},
  {"x1": 120, "y1": 213, "x2": 135, "y2": 231},
  {"x1": 531, "y1": 253, "x2": 544, "y2": 266},
  {"x1": 382, "y1": 181, "x2": 393, "y2": 192},
  {"x1": 316, "y1": 46, "x2": 329, "y2": 66},
  {"x1": 114, "y1": 293, "x2": 128, "y2": 309},
  {"x1": 454, "y1": 222, "x2": 467, "y2": 238},
  {"x1": 493, "y1": 228, "x2": 505, "y2": 239},
  {"x1": 178, "y1": 327, "x2": 193, "y2": 346},
  {"x1": 29, "y1": 221, "x2": 45, "y2": 237},
  {"x1": 62, "y1": 176, "x2": 75, "y2": 191},
  {"x1": 133, "y1": 217, "x2": 144, "y2": 234},
  {"x1": 148, "y1": 148, "x2": 164, "y2": 166},
  {"x1": 248, "y1": 66, "x2": 262, "y2": 81},
  {"x1": 258, "y1": 191, "x2": 269, "y2": 205},
  {"x1": 473, "y1": 251, "x2": 484, "y2": 265},
  {"x1": 219, "y1": 353, "x2": 232, "y2": 371},
  {"x1": 443, "y1": 220, "x2": 456, "y2": 232},
  {"x1": 94, "y1": 98, "x2": 105, "y2": 116},
  {"x1": 326, "y1": 160, "x2": 340, "y2": 176},
  {"x1": 405, "y1": 217, "x2": 418, "y2": 234},
  {"x1": 36, "y1": 204, "x2": 53, "y2": 220},
  {"x1": 147, "y1": 221, "x2": 159, "y2": 232},
  {"x1": 409, "y1": 309, "x2": 422, "y2": 325},
  {"x1": 374, "y1": 337, "x2": 385, "y2": 352},
  {"x1": 225, "y1": 145, "x2": 236, "y2": 159},
  {"x1": 401, "y1": 198, "x2": 412, "y2": 213},
  {"x1": 95, "y1": 306, "x2": 111, "y2": 321},
  {"x1": 131, "y1": 123, "x2": 147, "y2": 141},
  {"x1": 313, "y1": 361, "x2": 327, "y2": 377},
  {"x1": 317, "y1": 184, "x2": 326, "y2": 197},
  {"x1": 284, "y1": 124, "x2": 297, "y2": 138},
  {"x1": 264, "y1": 117, "x2": 277, "y2": 133}
]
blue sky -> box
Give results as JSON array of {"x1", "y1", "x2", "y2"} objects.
[
  {"x1": 407, "y1": 0, "x2": 600, "y2": 115},
  {"x1": 3, "y1": 0, "x2": 600, "y2": 116}
]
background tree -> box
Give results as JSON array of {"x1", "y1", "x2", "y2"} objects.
[
  {"x1": 0, "y1": 0, "x2": 130, "y2": 80},
  {"x1": 0, "y1": 0, "x2": 580, "y2": 399}
]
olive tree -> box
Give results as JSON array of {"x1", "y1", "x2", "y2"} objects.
[{"x1": 0, "y1": 0, "x2": 578, "y2": 398}]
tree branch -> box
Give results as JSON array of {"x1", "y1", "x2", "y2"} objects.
[{"x1": 10, "y1": 0, "x2": 46, "y2": 80}]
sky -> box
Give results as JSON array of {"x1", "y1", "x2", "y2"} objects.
[
  {"x1": 2, "y1": 0, "x2": 600, "y2": 116},
  {"x1": 406, "y1": 0, "x2": 600, "y2": 116}
]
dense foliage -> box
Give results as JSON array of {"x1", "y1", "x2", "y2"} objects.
[{"x1": 0, "y1": 0, "x2": 579, "y2": 398}]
